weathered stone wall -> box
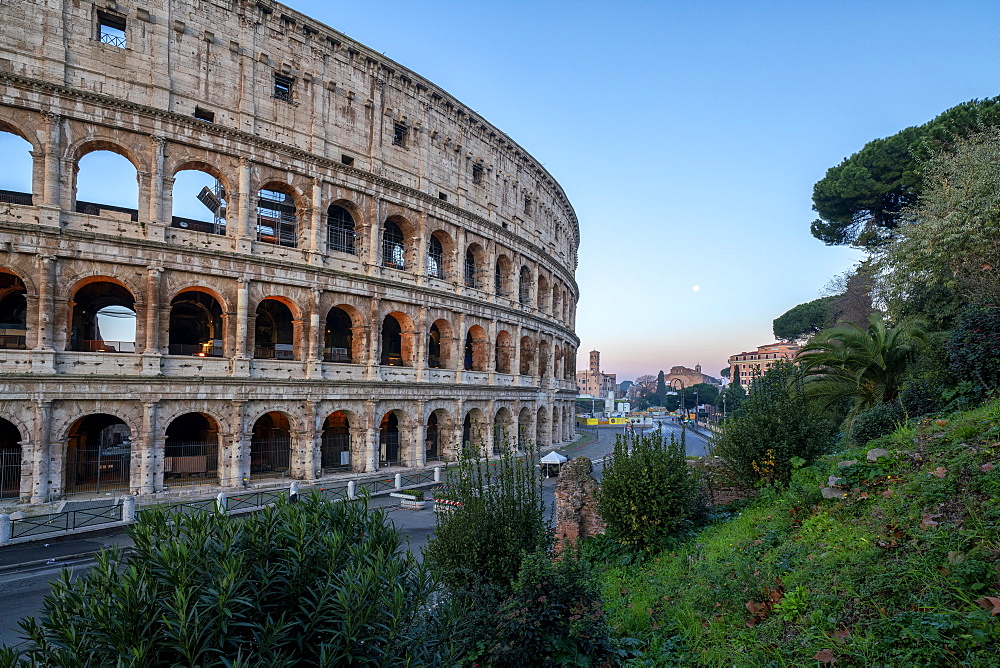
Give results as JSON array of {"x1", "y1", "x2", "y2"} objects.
[
  {"x1": 554, "y1": 457, "x2": 605, "y2": 552},
  {"x1": 0, "y1": 0, "x2": 581, "y2": 504}
]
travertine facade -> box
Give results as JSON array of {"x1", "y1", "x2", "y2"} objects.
[
  {"x1": 728, "y1": 343, "x2": 799, "y2": 389},
  {"x1": 0, "y1": 0, "x2": 580, "y2": 504}
]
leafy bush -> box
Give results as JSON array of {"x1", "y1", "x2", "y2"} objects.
[
  {"x1": 712, "y1": 362, "x2": 835, "y2": 487},
  {"x1": 423, "y1": 436, "x2": 550, "y2": 591},
  {"x1": 946, "y1": 305, "x2": 1000, "y2": 398},
  {"x1": 483, "y1": 549, "x2": 622, "y2": 667},
  {"x1": 598, "y1": 430, "x2": 705, "y2": 553},
  {"x1": 1, "y1": 494, "x2": 467, "y2": 667},
  {"x1": 851, "y1": 401, "x2": 903, "y2": 445}
]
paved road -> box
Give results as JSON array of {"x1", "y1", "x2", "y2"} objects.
[{"x1": 0, "y1": 425, "x2": 713, "y2": 649}]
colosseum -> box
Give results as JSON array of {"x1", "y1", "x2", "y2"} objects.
[{"x1": 0, "y1": 0, "x2": 580, "y2": 505}]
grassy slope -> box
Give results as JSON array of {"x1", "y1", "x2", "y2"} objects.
[{"x1": 600, "y1": 400, "x2": 1000, "y2": 666}]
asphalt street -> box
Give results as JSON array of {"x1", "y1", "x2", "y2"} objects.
[{"x1": 0, "y1": 424, "x2": 713, "y2": 649}]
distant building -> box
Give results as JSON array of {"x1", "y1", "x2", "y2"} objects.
[
  {"x1": 665, "y1": 364, "x2": 720, "y2": 390},
  {"x1": 728, "y1": 343, "x2": 800, "y2": 388},
  {"x1": 577, "y1": 350, "x2": 618, "y2": 398}
]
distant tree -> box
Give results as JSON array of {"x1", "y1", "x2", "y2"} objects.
[
  {"x1": 681, "y1": 383, "x2": 719, "y2": 410},
  {"x1": 720, "y1": 367, "x2": 730, "y2": 379},
  {"x1": 717, "y1": 382, "x2": 747, "y2": 417},
  {"x1": 811, "y1": 97, "x2": 1000, "y2": 249},
  {"x1": 773, "y1": 296, "x2": 838, "y2": 342},
  {"x1": 655, "y1": 370, "x2": 667, "y2": 405},
  {"x1": 633, "y1": 374, "x2": 657, "y2": 399}
]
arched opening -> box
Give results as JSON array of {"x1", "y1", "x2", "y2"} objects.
[
  {"x1": 464, "y1": 244, "x2": 484, "y2": 289},
  {"x1": 536, "y1": 406, "x2": 550, "y2": 448},
  {"x1": 250, "y1": 412, "x2": 291, "y2": 480},
  {"x1": 326, "y1": 204, "x2": 356, "y2": 254},
  {"x1": 321, "y1": 411, "x2": 351, "y2": 471},
  {"x1": 537, "y1": 339, "x2": 550, "y2": 378},
  {"x1": 256, "y1": 186, "x2": 297, "y2": 247},
  {"x1": 552, "y1": 406, "x2": 562, "y2": 443},
  {"x1": 254, "y1": 299, "x2": 295, "y2": 360},
  {"x1": 425, "y1": 411, "x2": 443, "y2": 462},
  {"x1": 427, "y1": 234, "x2": 445, "y2": 279},
  {"x1": 493, "y1": 407, "x2": 513, "y2": 452},
  {"x1": 0, "y1": 272, "x2": 28, "y2": 350},
  {"x1": 75, "y1": 148, "x2": 139, "y2": 219},
  {"x1": 168, "y1": 290, "x2": 223, "y2": 356},
  {"x1": 464, "y1": 325, "x2": 488, "y2": 371},
  {"x1": 0, "y1": 128, "x2": 34, "y2": 205},
  {"x1": 164, "y1": 412, "x2": 219, "y2": 485},
  {"x1": 171, "y1": 168, "x2": 226, "y2": 235},
  {"x1": 381, "y1": 313, "x2": 407, "y2": 366},
  {"x1": 495, "y1": 255, "x2": 512, "y2": 297},
  {"x1": 519, "y1": 336, "x2": 534, "y2": 376},
  {"x1": 0, "y1": 417, "x2": 22, "y2": 500},
  {"x1": 379, "y1": 411, "x2": 400, "y2": 467},
  {"x1": 537, "y1": 274, "x2": 550, "y2": 312},
  {"x1": 324, "y1": 307, "x2": 353, "y2": 363},
  {"x1": 519, "y1": 266, "x2": 532, "y2": 305},
  {"x1": 552, "y1": 285, "x2": 562, "y2": 320},
  {"x1": 65, "y1": 413, "x2": 131, "y2": 494},
  {"x1": 462, "y1": 410, "x2": 484, "y2": 457},
  {"x1": 381, "y1": 220, "x2": 407, "y2": 269},
  {"x1": 495, "y1": 330, "x2": 513, "y2": 373},
  {"x1": 566, "y1": 347, "x2": 576, "y2": 380},
  {"x1": 517, "y1": 407, "x2": 532, "y2": 451},
  {"x1": 427, "y1": 322, "x2": 443, "y2": 368},
  {"x1": 70, "y1": 281, "x2": 137, "y2": 353}
]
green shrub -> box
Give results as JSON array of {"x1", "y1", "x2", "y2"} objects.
[
  {"x1": 2, "y1": 494, "x2": 467, "y2": 667},
  {"x1": 946, "y1": 305, "x2": 1000, "y2": 397},
  {"x1": 483, "y1": 549, "x2": 621, "y2": 667},
  {"x1": 851, "y1": 401, "x2": 904, "y2": 445},
  {"x1": 711, "y1": 362, "x2": 835, "y2": 487},
  {"x1": 598, "y1": 430, "x2": 704, "y2": 553},
  {"x1": 423, "y1": 436, "x2": 550, "y2": 591}
]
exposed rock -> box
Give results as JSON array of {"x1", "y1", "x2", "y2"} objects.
[
  {"x1": 821, "y1": 486, "x2": 848, "y2": 500},
  {"x1": 837, "y1": 460, "x2": 858, "y2": 468},
  {"x1": 554, "y1": 457, "x2": 605, "y2": 553},
  {"x1": 867, "y1": 448, "x2": 890, "y2": 462}
]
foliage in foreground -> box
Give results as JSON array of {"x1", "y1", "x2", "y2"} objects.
[
  {"x1": 712, "y1": 362, "x2": 835, "y2": 487},
  {"x1": 598, "y1": 398, "x2": 1000, "y2": 666},
  {"x1": 598, "y1": 430, "x2": 704, "y2": 553},
  {"x1": 423, "y1": 435, "x2": 550, "y2": 591},
  {"x1": 480, "y1": 549, "x2": 623, "y2": 667},
  {"x1": 0, "y1": 494, "x2": 466, "y2": 668}
]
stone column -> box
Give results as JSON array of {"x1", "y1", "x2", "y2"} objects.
[
  {"x1": 147, "y1": 135, "x2": 167, "y2": 229},
  {"x1": 452, "y1": 398, "x2": 464, "y2": 461},
  {"x1": 484, "y1": 398, "x2": 496, "y2": 457},
  {"x1": 39, "y1": 111, "x2": 62, "y2": 210},
  {"x1": 486, "y1": 320, "x2": 497, "y2": 385},
  {"x1": 31, "y1": 255, "x2": 56, "y2": 373},
  {"x1": 142, "y1": 266, "x2": 162, "y2": 374},
  {"x1": 454, "y1": 312, "x2": 466, "y2": 378},
  {"x1": 364, "y1": 398, "x2": 379, "y2": 472},
  {"x1": 235, "y1": 158, "x2": 253, "y2": 251},
  {"x1": 414, "y1": 306, "x2": 427, "y2": 380},
  {"x1": 227, "y1": 400, "x2": 249, "y2": 487},
  {"x1": 309, "y1": 178, "x2": 323, "y2": 255},
  {"x1": 306, "y1": 288, "x2": 322, "y2": 378},
  {"x1": 29, "y1": 399, "x2": 52, "y2": 503},
  {"x1": 138, "y1": 400, "x2": 160, "y2": 495},
  {"x1": 413, "y1": 212, "x2": 427, "y2": 285},
  {"x1": 412, "y1": 400, "x2": 426, "y2": 468},
  {"x1": 349, "y1": 424, "x2": 368, "y2": 474},
  {"x1": 232, "y1": 278, "x2": 250, "y2": 376}
]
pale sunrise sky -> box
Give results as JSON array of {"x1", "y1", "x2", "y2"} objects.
[{"x1": 4, "y1": 1, "x2": 998, "y2": 381}]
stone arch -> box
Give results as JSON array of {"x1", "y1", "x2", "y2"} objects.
[
  {"x1": 0, "y1": 271, "x2": 28, "y2": 350},
  {"x1": 495, "y1": 329, "x2": 513, "y2": 373},
  {"x1": 380, "y1": 310, "x2": 415, "y2": 366},
  {"x1": 168, "y1": 288, "x2": 225, "y2": 357},
  {"x1": 493, "y1": 406, "x2": 515, "y2": 452},
  {"x1": 69, "y1": 137, "x2": 146, "y2": 174},
  {"x1": 552, "y1": 405, "x2": 562, "y2": 443},
  {"x1": 464, "y1": 324, "x2": 488, "y2": 371},
  {"x1": 378, "y1": 408, "x2": 410, "y2": 467},
  {"x1": 255, "y1": 181, "x2": 304, "y2": 248},
  {"x1": 0, "y1": 122, "x2": 36, "y2": 199},
  {"x1": 552, "y1": 283, "x2": 562, "y2": 320},
  {"x1": 519, "y1": 265, "x2": 533, "y2": 305},
  {"x1": 0, "y1": 117, "x2": 40, "y2": 152},
  {"x1": 427, "y1": 317, "x2": 455, "y2": 369},
  {"x1": 167, "y1": 158, "x2": 234, "y2": 195},
  {"x1": 464, "y1": 242, "x2": 486, "y2": 289},
  {"x1": 494, "y1": 253, "x2": 513, "y2": 297},
  {"x1": 320, "y1": 410, "x2": 353, "y2": 471},
  {"x1": 254, "y1": 297, "x2": 299, "y2": 360},
  {"x1": 517, "y1": 406, "x2": 533, "y2": 450},
  {"x1": 426, "y1": 228, "x2": 454, "y2": 279},
  {"x1": 424, "y1": 407, "x2": 450, "y2": 462},
  {"x1": 462, "y1": 407, "x2": 487, "y2": 456},
  {"x1": 326, "y1": 200, "x2": 359, "y2": 255},
  {"x1": 0, "y1": 416, "x2": 23, "y2": 501},
  {"x1": 68, "y1": 278, "x2": 139, "y2": 353},
  {"x1": 537, "y1": 273, "x2": 550, "y2": 312},
  {"x1": 324, "y1": 305, "x2": 359, "y2": 363},
  {"x1": 163, "y1": 411, "x2": 221, "y2": 485},
  {"x1": 381, "y1": 215, "x2": 414, "y2": 270},
  {"x1": 248, "y1": 410, "x2": 294, "y2": 480},
  {"x1": 519, "y1": 335, "x2": 535, "y2": 376},
  {"x1": 169, "y1": 161, "x2": 231, "y2": 234},
  {"x1": 64, "y1": 412, "x2": 135, "y2": 494},
  {"x1": 537, "y1": 338, "x2": 551, "y2": 378}
]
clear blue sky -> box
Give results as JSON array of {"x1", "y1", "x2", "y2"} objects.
[{"x1": 4, "y1": 1, "x2": 997, "y2": 379}]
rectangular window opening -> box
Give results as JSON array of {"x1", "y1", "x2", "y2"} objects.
[
  {"x1": 273, "y1": 73, "x2": 294, "y2": 102},
  {"x1": 194, "y1": 107, "x2": 215, "y2": 123},
  {"x1": 98, "y1": 11, "x2": 127, "y2": 49},
  {"x1": 341, "y1": 154, "x2": 354, "y2": 166},
  {"x1": 438, "y1": 192, "x2": 447, "y2": 202},
  {"x1": 392, "y1": 122, "x2": 408, "y2": 147},
  {"x1": 524, "y1": 196, "x2": 532, "y2": 215},
  {"x1": 472, "y1": 164, "x2": 484, "y2": 185}
]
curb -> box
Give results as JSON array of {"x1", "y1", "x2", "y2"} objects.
[{"x1": 0, "y1": 550, "x2": 102, "y2": 575}]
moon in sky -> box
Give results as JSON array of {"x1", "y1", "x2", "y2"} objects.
[{"x1": 692, "y1": 285, "x2": 701, "y2": 292}]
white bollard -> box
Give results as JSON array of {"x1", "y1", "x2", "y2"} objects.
[
  {"x1": 216, "y1": 492, "x2": 227, "y2": 513},
  {"x1": 394, "y1": 473, "x2": 402, "y2": 490},
  {"x1": 0, "y1": 514, "x2": 10, "y2": 544},
  {"x1": 289, "y1": 481, "x2": 299, "y2": 501},
  {"x1": 347, "y1": 480, "x2": 356, "y2": 500},
  {"x1": 433, "y1": 466, "x2": 441, "y2": 483},
  {"x1": 121, "y1": 496, "x2": 136, "y2": 523}
]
